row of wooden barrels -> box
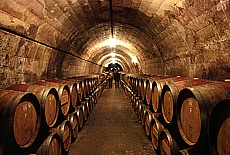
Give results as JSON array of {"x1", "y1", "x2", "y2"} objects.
[
  {"x1": 121, "y1": 74, "x2": 230, "y2": 155},
  {"x1": 0, "y1": 74, "x2": 107, "y2": 155}
]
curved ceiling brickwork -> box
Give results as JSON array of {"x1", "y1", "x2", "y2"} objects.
[{"x1": 0, "y1": 0, "x2": 168, "y2": 70}]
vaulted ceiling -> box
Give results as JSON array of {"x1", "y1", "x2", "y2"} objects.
[{"x1": 55, "y1": 0, "x2": 169, "y2": 70}]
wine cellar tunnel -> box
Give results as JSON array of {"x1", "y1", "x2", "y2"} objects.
[{"x1": 0, "y1": 0, "x2": 230, "y2": 154}]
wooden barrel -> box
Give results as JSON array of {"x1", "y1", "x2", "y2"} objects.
[
  {"x1": 130, "y1": 76, "x2": 140, "y2": 96},
  {"x1": 144, "y1": 111, "x2": 162, "y2": 137},
  {"x1": 159, "y1": 129, "x2": 179, "y2": 155},
  {"x1": 209, "y1": 98, "x2": 230, "y2": 155},
  {"x1": 36, "y1": 132, "x2": 61, "y2": 155},
  {"x1": 81, "y1": 101, "x2": 88, "y2": 121},
  {"x1": 69, "y1": 81, "x2": 78, "y2": 109},
  {"x1": 82, "y1": 78, "x2": 89, "y2": 98},
  {"x1": 137, "y1": 77, "x2": 142, "y2": 98},
  {"x1": 46, "y1": 79, "x2": 78, "y2": 110},
  {"x1": 92, "y1": 76, "x2": 99, "y2": 90},
  {"x1": 59, "y1": 78, "x2": 83, "y2": 105},
  {"x1": 0, "y1": 90, "x2": 41, "y2": 151},
  {"x1": 150, "y1": 117, "x2": 164, "y2": 150},
  {"x1": 129, "y1": 76, "x2": 135, "y2": 92},
  {"x1": 33, "y1": 81, "x2": 71, "y2": 116},
  {"x1": 50, "y1": 120, "x2": 71, "y2": 153},
  {"x1": 66, "y1": 111, "x2": 79, "y2": 140},
  {"x1": 90, "y1": 77, "x2": 96, "y2": 93},
  {"x1": 75, "y1": 80, "x2": 83, "y2": 104},
  {"x1": 129, "y1": 76, "x2": 134, "y2": 89},
  {"x1": 136, "y1": 100, "x2": 144, "y2": 120},
  {"x1": 140, "y1": 107, "x2": 149, "y2": 126},
  {"x1": 95, "y1": 86, "x2": 101, "y2": 101},
  {"x1": 133, "y1": 99, "x2": 140, "y2": 115},
  {"x1": 5, "y1": 84, "x2": 59, "y2": 128},
  {"x1": 140, "y1": 77, "x2": 149, "y2": 103},
  {"x1": 177, "y1": 82, "x2": 230, "y2": 148},
  {"x1": 88, "y1": 77, "x2": 95, "y2": 93},
  {"x1": 132, "y1": 95, "x2": 139, "y2": 108},
  {"x1": 152, "y1": 76, "x2": 187, "y2": 113},
  {"x1": 161, "y1": 79, "x2": 211, "y2": 125},
  {"x1": 91, "y1": 94, "x2": 96, "y2": 108},
  {"x1": 85, "y1": 97, "x2": 93, "y2": 114},
  {"x1": 145, "y1": 76, "x2": 172, "y2": 106},
  {"x1": 75, "y1": 106, "x2": 84, "y2": 129},
  {"x1": 94, "y1": 86, "x2": 99, "y2": 103},
  {"x1": 90, "y1": 92, "x2": 96, "y2": 106}
]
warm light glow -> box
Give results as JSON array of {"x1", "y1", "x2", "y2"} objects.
[
  {"x1": 108, "y1": 38, "x2": 116, "y2": 47},
  {"x1": 131, "y1": 56, "x2": 138, "y2": 63},
  {"x1": 99, "y1": 38, "x2": 132, "y2": 49},
  {"x1": 86, "y1": 38, "x2": 139, "y2": 63},
  {"x1": 110, "y1": 53, "x2": 116, "y2": 58},
  {"x1": 111, "y1": 58, "x2": 117, "y2": 64}
]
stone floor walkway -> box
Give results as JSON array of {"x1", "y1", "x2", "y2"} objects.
[{"x1": 69, "y1": 85, "x2": 156, "y2": 155}]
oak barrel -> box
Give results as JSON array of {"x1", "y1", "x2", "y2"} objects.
[
  {"x1": 66, "y1": 111, "x2": 79, "y2": 140},
  {"x1": 177, "y1": 82, "x2": 230, "y2": 148},
  {"x1": 95, "y1": 85, "x2": 102, "y2": 101},
  {"x1": 33, "y1": 81, "x2": 71, "y2": 116},
  {"x1": 36, "y1": 132, "x2": 61, "y2": 155},
  {"x1": 140, "y1": 77, "x2": 148, "y2": 103},
  {"x1": 159, "y1": 129, "x2": 179, "y2": 155},
  {"x1": 161, "y1": 79, "x2": 210, "y2": 125},
  {"x1": 47, "y1": 79, "x2": 78, "y2": 110},
  {"x1": 136, "y1": 77, "x2": 142, "y2": 98},
  {"x1": 136, "y1": 100, "x2": 144, "y2": 120},
  {"x1": 50, "y1": 120, "x2": 71, "y2": 153},
  {"x1": 139, "y1": 75, "x2": 153, "y2": 103},
  {"x1": 140, "y1": 107, "x2": 149, "y2": 126},
  {"x1": 75, "y1": 80, "x2": 83, "y2": 104},
  {"x1": 150, "y1": 117, "x2": 164, "y2": 150},
  {"x1": 144, "y1": 110, "x2": 162, "y2": 137},
  {"x1": 85, "y1": 97, "x2": 93, "y2": 115},
  {"x1": 145, "y1": 77, "x2": 153, "y2": 106},
  {"x1": 209, "y1": 98, "x2": 230, "y2": 155},
  {"x1": 5, "y1": 84, "x2": 59, "y2": 128},
  {"x1": 82, "y1": 78, "x2": 89, "y2": 98},
  {"x1": 75, "y1": 106, "x2": 84, "y2": 129},
  {"x1": 131, "y1": 76, "x2": 141, "y2": 96},
  {"x1": 152, "y1": 76, "x2": 187, "y2": 113},
  {"x1": 0, "y1": 90, "x2": 40, "y2": 151},
  {"x1": 81, "y1": 101, "x2": 88, "y2": 121},
  {"x1": 145, "y1": 75, "x2": 173, "y2": 106}
]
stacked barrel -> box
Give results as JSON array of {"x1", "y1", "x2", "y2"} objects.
[
  {"x1": 0, "y1": 74, "x2": 107, "y2": 155},
  {"x1": 121, "y1": 74, "x2": 230, "y2": 155}
]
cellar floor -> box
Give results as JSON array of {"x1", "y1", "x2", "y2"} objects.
[{"x1": 68, "y1": 84, "x2": 156, "y2": 155}]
